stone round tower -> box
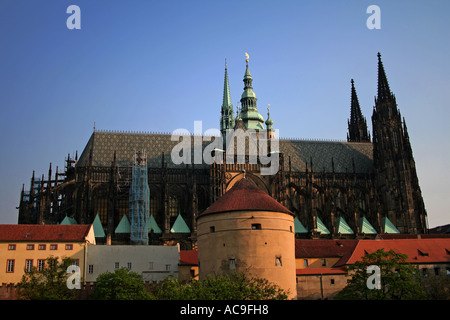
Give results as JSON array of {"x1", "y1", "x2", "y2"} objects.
[{"x1": 197, "y1": 178, "x2": 297, "y2": 299}]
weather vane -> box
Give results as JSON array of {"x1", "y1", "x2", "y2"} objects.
[{"x1": 245, "y1": 52, "x2": 249, "y2": 63}]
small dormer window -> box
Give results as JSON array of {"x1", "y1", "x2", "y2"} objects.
[{"x1": 418, "y1": 249, "x2": 429, "y2": 257}]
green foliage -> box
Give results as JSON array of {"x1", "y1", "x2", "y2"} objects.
[
  {"x1": 150, "y1": 272, "x2": 289, "y2": 300},
  {"x1": 17, "y1": 256, "x2": 78, "y2": 300},
  {"x1": 90, "y1": 267, "x2": 153, "y2": 300},
  {"x1": 419, "y1": 273, "x2": 450, "y2": 300},
  {"x1": 335, "y1": 249, "x2": 426, "y2": 300}
]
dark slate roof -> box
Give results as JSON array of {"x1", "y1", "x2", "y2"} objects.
[
  {"x1": 200, "y1": 178, "x2": 293, "y2": 216},
  {"x1": 77, "y1": 131, "x2": 373, "y2": 173}
]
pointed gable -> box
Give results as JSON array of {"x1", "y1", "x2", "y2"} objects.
[
  {"x1": 170, "y1": 214, "x2": 191, "y2": 233},
  {"x1": 294, "y1": 217, "x2": 308, "y2": 233},
  {"x1": 93, "y1": 214, "x2": 106, "y2": 238},
  {"x1": 61, "y1": 215, "x2": 77, "y2": 225},
  {"x1": 147, "y1": 215, "x2": 162, "y2": 233},
  {"x1": 359, "y1": 216, "x2": 377, "y2": 234},
  {"x1": 115, "y1": 215, "x2": 131, "y2": 233},
  {"x1": 382, "y1": 216, "x2": 400, "y2": 234},
  {"x1": 336, "y1": 216, "x2": 354, "y2": 234},
  {"x1": 316, "y1": 216, "x2": 330, "y2": 234}
]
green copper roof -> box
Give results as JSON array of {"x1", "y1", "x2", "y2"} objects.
[
  {"x1": 336, "y1": 216, "x2": 354, "y2": 234},
  {"x1": 222, "y1": 64, "x2": 233, "y2": 111},
  {"x1": 170, "y1": 213, "x2": 191, "y2": 233},
  {"x1": 294, "y1": 217, "x2": 308, "y2": 233},
  {"x1": 265, "y1": 108, "x2": 274, "y2": 130},
  {"x1": 316, "y1": 216, "x2": 330, "y2": 234},
  {"x1": 61, "y1": 215, "x2": 77, "y2": 225},
  {"x1": 93, "y1": 214, "x2": 106, "y2": 238},
  {"x1": 359, "y1": 216, "x2": 377, "y2": 234},
  {"x1": 147, "y1": 214, "x2": 162, "y2": 233},
  {"x1": 115, "y1": 215, "x2": 131, "y2": 233},
  {"x1": 382, "y1": 216, "x2": 400, "y2": 234}
]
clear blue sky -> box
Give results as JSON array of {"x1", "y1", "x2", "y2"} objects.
[{"x1": 0, "y1": 0, "x2": 449, "y2": 227}]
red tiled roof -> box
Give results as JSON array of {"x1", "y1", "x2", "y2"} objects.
[
  {"x1": 336, "y1": 239, "x2": 450, "y2": 266},
  {"x1": 200, "y1": 178, "x2": 293, "y2": 216},
  {"x1": 295, "y1": 239, "x2": 358, "y2": 259},
  {"x1": 180, "y1": 250, "x2": 198, "y2": 265},
  {"x1": 296, "y1": 267, "x2": 347, "y2": 275},
  {"x1": 0, "y1": 224, "x2": 93, "y2": 242}
]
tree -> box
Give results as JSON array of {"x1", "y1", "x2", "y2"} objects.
[
  {"x1": 419, "y1": 272, "x2": 450, "y2": 300},
  {"x1": 335, "y1": 249, "x2": 426, "y2": 300},
  {"x1": 90, "y1": 267, "x2": 153, "y2": 300},
  {"x1": 17, "y1": 256, "x2": 78, "y2": 300},
  {"x1": 150, "y1": 272, "x2": 289, "y2": 300}
]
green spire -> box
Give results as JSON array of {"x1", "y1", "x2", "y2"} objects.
[
  {"x1": 222, "y1": 59, "x2": 233, "y2": 110},
  {"x1": 220, "y1": 59, "x2": 235, "y2": 134},
  {"x1": 239, "y1": 53, "x2": 265, "y2": 131},
  {"x1": 265, "y1": 105, "x2": 274, "y2": 130}
]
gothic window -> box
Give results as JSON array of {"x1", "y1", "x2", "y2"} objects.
[
  {"x1": 94, "y1": 197, "x2": 108, "y2": 224},
  {"x1": 169, "y1": 196, "x2": 179, "y2": 217},
  {"x1": 336, "y1": 191, "x2": 344, "y2": 210},
  {"x1": 118, "y1": 198, "x2": 128, "y2": 221},
  {"x1": 358, "y1": 198, "x2": 366, "y2": 212}
]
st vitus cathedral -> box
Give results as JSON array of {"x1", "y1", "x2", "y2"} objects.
[{"x1": 18, "y1": 53, "x2": 428, "y2": 248}]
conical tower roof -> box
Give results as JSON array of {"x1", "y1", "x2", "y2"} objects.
[{"x1": 200, "y1": 178, "x2": 293, "y2": 216}]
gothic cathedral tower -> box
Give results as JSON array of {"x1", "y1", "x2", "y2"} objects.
[
  {"x1": 220, "y1": 60, "x2": 235, "y2": 137},
  {"x1": 371, "y1": 53, "x2": 428, "y2": 234},
  {"x1": 347, "y1": 79, "x2": 370, "y2": 142}
]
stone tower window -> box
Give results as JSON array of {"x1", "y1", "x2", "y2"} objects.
[
  {"x1": 229, "y1": 258, "x2": 236, "y2": 270},
  {"x1": 251, "y1": 223, "x2": 262, "y2": 230},
  {"x1": 275, "y1": 256, "x2": 282, "y2": 267}
]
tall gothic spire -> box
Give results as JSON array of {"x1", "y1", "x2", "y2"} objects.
[
  {"x1": 222, "y1": 59, "x2": 233, "y2": 112},
  {"x1": 347, "y1": 79, "x2": 370, "y2": 142},
  {"x1": 376, "y1": 52, "x2": 394, "y2": 102},
  {"x1": 220, "y1": 59, "x2": 235, "y2": 135}
]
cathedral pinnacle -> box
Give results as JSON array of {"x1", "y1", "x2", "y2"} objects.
[
  {"x1": 377, "y1": 52, "x2": 394, "y2": 102},
  {"x1": 348, "y1": 79, "x2": 370, "y2": 142},
  {"x1": 265, "y1": 105, "x2": 274, "y2": 130}
]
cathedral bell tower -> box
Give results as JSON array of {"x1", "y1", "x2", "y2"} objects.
[
  {"x1": 239, "y1": 53, "x2": 265, "y2": 131},
  {"x1": 371, "y1": 53, "x2": 428, "y2": 234}
]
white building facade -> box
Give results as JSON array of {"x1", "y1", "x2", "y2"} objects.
[{"x1": 85, "y1": 244, "x2": 180, "y2": 283}]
